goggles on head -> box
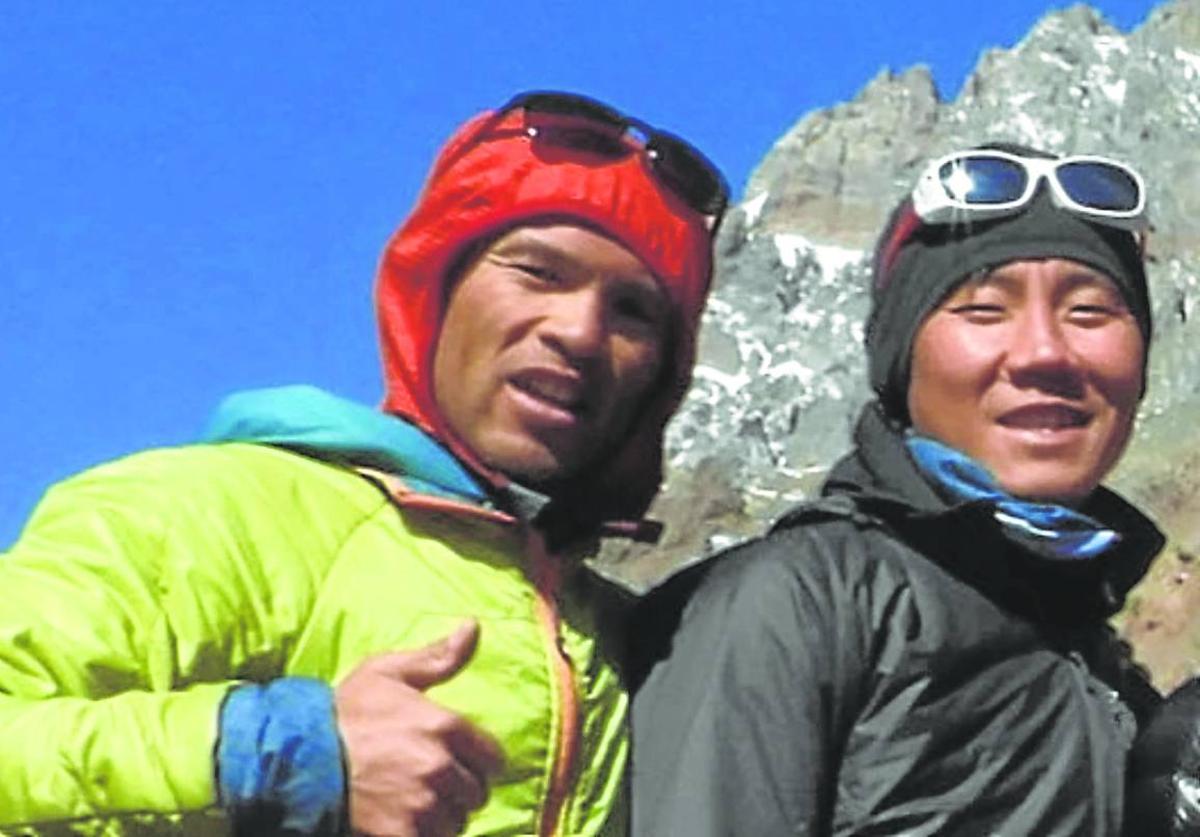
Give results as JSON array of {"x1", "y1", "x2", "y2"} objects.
[
  {"x1": 462, "y1": 90, "x2": 729, "y2": 225},
  {"x1": 911, "y1": 149, "x2": 1148, "y2": 231}
]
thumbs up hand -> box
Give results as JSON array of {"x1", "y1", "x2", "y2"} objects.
[{"x1": 335, "y1": 621, "x2": 504, "y2": 836}]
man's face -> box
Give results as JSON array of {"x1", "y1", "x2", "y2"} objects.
[
  {"x1": 907, "y1": 258, "x2": 1144, "y2": 504},
  {"x1": 432, "y1": 222, "x2": 668, "y2": 487}
]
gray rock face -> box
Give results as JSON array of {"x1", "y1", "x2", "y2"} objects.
[{"x1": 605, "y1": 0, "x2": 1200, "y2": 588}]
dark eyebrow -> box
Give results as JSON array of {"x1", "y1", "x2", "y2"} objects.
[
  {"x1": 962, "y1": 269, "x2": 1020, "y2": 292},
  {"x1": 1059, "y1": 270, "x2": 1123, "y2": 295},
  {"x1": 979, "y1": 264, "x2": 1122, "y2": 295},
  {"x1": 489, "y1": 231, "x2": 662, "y2": 293},
  {"x1": 488, "y1": 234, "x2": 576, "y2": 271}
]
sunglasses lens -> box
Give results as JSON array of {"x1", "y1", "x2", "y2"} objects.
[
  {"x1": 518, "y1": 93, "x2": 630, "y2": 160},
  {"x1": 1056, "y1": 161, "x2": 1141, "y2": 212},
  {"x1": 506, "y1": 91, "x2": 727, "y2": 220},
  {"x1": 515, "y1": 92, "x2": 625, "y2": 126},
  {"x1": 938, "y1": 157, "x2": 1028, "y2": 205},
  {"x1": 647, "y1": 135, "x2": 728, "y2": 216},
  {"x1": 528, "y1": 118, "x2": 628, "y2": 158}
]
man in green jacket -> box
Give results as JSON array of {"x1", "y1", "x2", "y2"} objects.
[{"x1": 0, "y1": 91, "x2": 726, "y2": 836}]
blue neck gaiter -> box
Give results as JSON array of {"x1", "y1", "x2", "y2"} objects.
[{"x1": 905, "y1": 434, "x2": 1120, "y2": 561}]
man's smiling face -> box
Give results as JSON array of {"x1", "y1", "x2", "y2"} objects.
[
  {"x1": 907, "y1": 258, "x2": 1145, "y2": 504},
  {"x1": 432, "y1": 222, "x2": 668, "y2": 488}
]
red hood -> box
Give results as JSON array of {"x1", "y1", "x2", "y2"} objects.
[{"x1": 375, "y1": 107, "x2": 715, "y2": 522}]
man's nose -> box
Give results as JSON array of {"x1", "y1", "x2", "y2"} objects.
[
  {"x1": 1005, "y1": 305, "x2": 1084, "y2": 393},
  {"x1": 541, "y1": 288, "x2": 607, "y2": 361}
]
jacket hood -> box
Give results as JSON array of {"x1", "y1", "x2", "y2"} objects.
[
  {"x1": 374, "y1": 106, "x2": 716, "y2": 522},
  {"x1": 202, "y1": 385, "x2": 487, "y2": 504}
]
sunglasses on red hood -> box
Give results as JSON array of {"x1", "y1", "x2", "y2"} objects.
[{"x1": 446, "y1": 90, "x2": 730, "y2": 226}]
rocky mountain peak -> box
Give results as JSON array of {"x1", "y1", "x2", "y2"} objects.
[{"x1": 604, "y1": 0, "x2": 1200, "y2": 606}]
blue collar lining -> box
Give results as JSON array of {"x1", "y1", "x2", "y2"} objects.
[{"x1": 905, "y1": 434, "x2": 1120, "y2": 561}]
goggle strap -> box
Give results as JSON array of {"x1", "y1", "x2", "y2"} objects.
[{"x1": 876, "y1": 203, "x2": 924, "y2": 289}]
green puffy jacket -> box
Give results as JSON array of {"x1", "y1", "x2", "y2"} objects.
[{"x1": 0, "y1": 388, "x2": 628, "y2": 835}]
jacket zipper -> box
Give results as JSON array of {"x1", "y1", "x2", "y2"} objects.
[
  {"x1": 530, "y1": 530, "x2": 580, "y2": 837},
  {"x1": 360, "y1": 469, "x2": 583, "y2": 835}
]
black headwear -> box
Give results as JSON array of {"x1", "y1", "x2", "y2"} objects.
[{"x1": 865, "y1": 143, "x2": 1151, "y2": 422}]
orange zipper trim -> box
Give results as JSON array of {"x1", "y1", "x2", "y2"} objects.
[
  {"x1": 359, "y1": 465, "x2": 581, "y2": 834},
  {"x1": 530, "y1": 530, "x2": 580, "y2": 837},
  {"x1": 355, "y1": 466, "x2": 517, "y2": 525}
]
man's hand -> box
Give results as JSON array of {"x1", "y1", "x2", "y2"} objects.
[{"x1": 335, "y1": 620, "x2": 504, "y2": 836}]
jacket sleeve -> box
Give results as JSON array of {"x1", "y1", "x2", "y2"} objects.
[
  {"x1": 0, "y1": 445, "x2": 352, "y2": 830},
  {"x1": 630, "y1": 524, "x2": 870, "y2": 837},
  {"x1": 1125, "y1": 677, "x2": 1200, "y2": 836}
]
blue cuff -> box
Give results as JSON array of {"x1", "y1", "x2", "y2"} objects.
[{"x1": 217, "y1": 677, "x2": 345, "y2": 835}]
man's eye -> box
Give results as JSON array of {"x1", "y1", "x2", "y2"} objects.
[
  {"x1": 950, "y1": 303, "x2": 1006, "y2": 320},
  {"x1": 1068, "y1": 304, "x2": 1120, "y2": 324},
  {"x1": 616, "y1": 299, "x2": 652, "y2": 322},
  {"x1": 614, "y1": 293, "x2": 664, "y2": 327},
  {"x1": 515, "y1": 262, "x2": 560, "y2": 283}
]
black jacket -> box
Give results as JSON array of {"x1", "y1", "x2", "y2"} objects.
[{"x1": 630, "y1": 403, "x2": 1164, "y2": 836}]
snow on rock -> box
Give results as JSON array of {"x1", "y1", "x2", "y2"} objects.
[
  {"x1": 773, "y1": 233, "x2": 865, "y2": 275},
  {"x1": 741, "y1": 191, "x2": 769, "y2": 227},
  {"x1": 1177, "y1": 48, "x2": 1200, "y2": 80},
  {"x1": 1100, "y1": 78, "x2": 1127, "y2": 105}
]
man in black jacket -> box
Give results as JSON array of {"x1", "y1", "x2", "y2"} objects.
[{"x1": 631, "y1": 145, "x2": 1162, "y2": 836}]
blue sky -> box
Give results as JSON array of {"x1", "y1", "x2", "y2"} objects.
[{"x1": 1, "y1": 1, "x2": 1161, "y2": 547}]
